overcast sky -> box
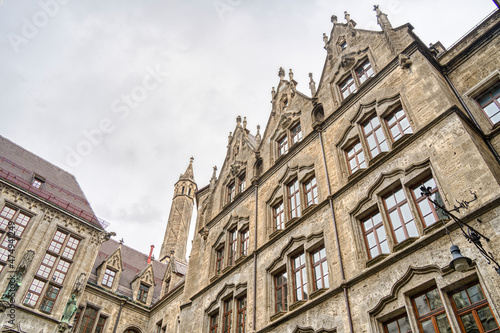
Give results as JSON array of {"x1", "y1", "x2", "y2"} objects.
[{"x1": 0, "y1": 0, "x2": 497, "y2": 260}]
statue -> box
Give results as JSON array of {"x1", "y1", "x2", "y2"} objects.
[{"x1": 61, "y1": 294, "x2": 78, "y2": 323}]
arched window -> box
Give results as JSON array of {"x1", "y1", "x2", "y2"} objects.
[{"x1": 123, "y1": 329, "x2": 140, "y2": 333}]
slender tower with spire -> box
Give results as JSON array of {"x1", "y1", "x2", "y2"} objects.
[{"x1": 159, "y1": 158, "x2": 197, "y2": 264}]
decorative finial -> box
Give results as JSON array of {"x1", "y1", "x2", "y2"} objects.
[
  {"x1": 344, "y1": 11, "x2": 350, "y2": 22},
  {"x1": 119, "y1": 238, "x2": 124, "y2": 244},
  {"x1": 278, "y1": 67, "x2": 285, "y2": 80},
  {"x1": 228, "y1": 132, "x2": 233, "y2": 145},
  {"x1": 331, "y1": 15, "x2": 337, "y2": 24},
  {"x1": 271, "y1": 87, "x2": 276, "y2": 98},
  {"x1": 309, "y1": 73, "x2": 316, "y2": 96},
  {"x1": 256, "y1": 125, "x2": 260, "y2": 135},
  {"x1": 289, "y1": 69, "x2": 294, "y2": 81},
  {"x1": 236, "y1": 115, "x2": 242, "y2": 127},
  {"x1": 190, "y1": 156, "x2": 194, "y2": 163},
  {"x1": 323, "y1": 33, "x2": 328, "y2": 48},
  {"x1": 243, "y1": 117, "x2": 247, "y2": 129}
]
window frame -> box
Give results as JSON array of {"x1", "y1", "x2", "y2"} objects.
[
  {"x1": 274, "y1": 270, "x2": 288, "y2": 313},
  {"x1": 216, "y1": 246, "x2": 225, "y2": 275},
  {"x1": 210, "y1": 312, "x2": 219, "y2": 333},
  {"x1": 385, "y1": 107, "x2": 413, "y2": 142},
  {"x1": 311, "y1": 246, "x2": 329, "y2": 291},
  {"x1": 383, "y1": 313, "x2": 413, "y2": 333},
  {"x1": 291, "y1": 252, "x2": 308, "y2": 302},
  {"x1": 237, "y1": 295, "x2": 247, "y2": 333},
  {"x1": 411, "y1": 177, "x2": 443, "y2": 228},
  {"x1": 345, "y1": 140, "x2": 366, "y2": 174},
  {"x1": 222, "y1": 299, "x2": 232, "y2": 333},
  {"x1": 383, "y1": 187, "x2": 418, "y2": 244},
  {"x1": 361, "y1": 211, "x2": 390, "y2": 260},
  {"x1": 362, "y1": 114, "x2": 388, "y2": 159},
  {"x1": 0, "y1": 205, "x2": 32, "y2": 272},
  {"x1": 227, "y1": 229, "x2": 237, "y2": 266},
  {"x1": 303, "y1": 177, "x2": 318, "y2": 208},
  {"x1": 240, "y1": 229, "x2": 249, "y2": 257},
  {"x1": 411, "y1": 287, "x2": 452, "y2": 333},
  {"x1": 77, "y1": 306, "x2": 98, "y2": 333},
  {"x1": 138, "y1": 283, "x2": 149, "y2": 303},
  {"x1": 273, "y1": 200, "x2": 285, "y2": 231},
  {"x1": 475, "y1": 81, "x2": 500, "y2": 126},
  {"x1": 287, "y1": 178, "x2": 301, "y2": 220},
  {"x1": 356, "y1": 59, "x2": 374, "y2": 84},
  {"x1": 227, "y1": 182, "x2": 236, "y2": 203},
  {"x1": 101, "y1": 267, "x2": 117, "y2": 288},
  {"x1": 290, "y1": 123, "x2": 303, "y2": 145},
  {"x1": 277, "y1": 135, "x2": 289, "y2": 157}
]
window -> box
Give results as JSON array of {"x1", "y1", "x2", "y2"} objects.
[
  {"x1": 240, "y1": 229, "x2": 249, "y2": 257},
  {"x1": 363, "y1": 115, "x2": 388, "y2": 158},
  {"x1": 156, "y1": 321, "x2": 163, "y2": 333},
  {"x1": 228, "y1": 229, "x2": 237, "y2": 266},
  {"x1": 216, "y1": 247, "x2": 224, "y2": 274},
  {"x1": 386, "y1": 108, "x2": 413, "y2": 141},
  {"x1": 303, "y1": 177, "x2": 318, "y2": 208},
  {"x1": 356, "y1": 60, "x2": 374, "y2": 84},
  {"x1": 340, "y1": 75, "x2": 357, "y2": 99},
  {"x1": 384, "y1": 314, "x2": 412, "y2": 333},
  {"x1": 102, "y1": 268, "x2": 116, "y2": 288},
  {"x1": 31, "y1": 178, "x2": 44, "y2": 189},
  {"x1": 450, "y1": 282, "x2": 499, "y2": 333},
  {"x1": 291, "y1": 123, "x2": 303, "y2": 145},
  {"x1": 361, "y1": 211, "x2": 389, "y2": 259},
  {"x1": 210, "y1": 313, "x2": 219, "y2": 333},
  {"x1": 291, "y1": 252, "x2": 308, "y2": 302},
  {"x1": 237, "y1": 296, "x2": 247, "y2": 333},
  {"x1": 24, "y1": 230, "x2": 80, "y2": 312},
  {"x1": 0, "y1": 205, "x2": 32, "y2": 272},
  {"x1": 223, "y1": 299, "x2": 232, "y2": 333},
  {"x1": 278, "y1": 135, "x2": 289, "y2": 157},
  {"x1": 412, "y1": 287, "x2": 452, "y2": 333},
  {"x1": 311, "y1": 247, "x2": 329, "y2": 290},
  {"x1": 94, "y1": 316, "x2": 107, "y2": 333},
  {"x1": 138, "y1": 283, "x2": 149, "y2": 303},
  {"x1": 77, "y1": 307, "x2": 98, "y2": 333},
  {"x1": 476, "y1": 82, "x2": 500, "y2": 125},
  {"x1": 274, "y1": 270, "x2": 288, "y2": 313},
  {"x1": 273, "y1": 201, "x2": 285, "y2": 231},
  {"x1": 227, "y1": 182, "x2": 236, "y2": 203},
  {"x1": 287, "y1": 179, "x2": 301, "y2": 219},
  {"x1": 346, "y1": 141, "x2": 366, "y2": 174},
  {"x1": 411, "y1": 177, "x2": 443, "y2": 228},
  {"x1": 238, "y1": 173, "x2": 246, "y2": 193},
  {"x1": 383, "y1": 188, "x2": 418, "y2": 244}
]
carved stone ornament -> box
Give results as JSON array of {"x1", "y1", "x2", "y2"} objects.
[
  {"x1": 58, "y1": 322, "x2": 70, "y2": 333},
  {"x1": 73, "y1": 273, "x2": 87, "y2": 296},
  {"x1": 0, "y1": 250, "x2": 35, "y2": 312},
  {"x1": 399, "y1": 53, "x2": 412, "y2": 69},
  {"x1": 99, "y1": 231, "x2": 116, "y2": 244},
  {"x1": 341, "y1": 55, "x2": 355, "y2": 68},
  {"x1": 17, "y1": 250, "x2": 35, "y2": 274},
  {"x1": 61, "y1": 294, "x2": 78, "y2": 324}
]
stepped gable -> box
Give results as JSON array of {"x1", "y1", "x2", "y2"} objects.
[{"x1": 0, "y1": 135, "x2": 103, "y2": 228}]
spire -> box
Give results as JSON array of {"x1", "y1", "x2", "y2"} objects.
[
  {"x1": 179, "y1": 157, "x2": 195, "y2": 181},
  {"x1": 255, "y1": 125, "x2": 262, "y2": 147},
  {"x1": 309, "y1": 73, "x2": 316, "y2": 96},
  {"x1": 210, "y1": 166, "x2": 218, "y2": 189}
]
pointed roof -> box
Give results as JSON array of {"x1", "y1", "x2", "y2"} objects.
[{"x1": 179, "y1": 157, "x2": 195, "y2": 182}]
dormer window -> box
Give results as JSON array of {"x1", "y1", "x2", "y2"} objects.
[
  {"x1": 339, "y1": 58, "x2": 375, "y2": 100},
  {"x1": 31, "y1": 175, "x2": 45, "y2": 189},
  {"x1": 356, "y1": 60, "x2": 374, "y2": 84},
  {"x1": 340, "y1": 75, "x2": 357, "y2": 99},
  {"x1": 102, "y1": 268, "x2": 116, "y2": 288},
  {"x1": 138, "y1": 283, "x2": 149, "y2": 303},
  {"x1": 276, "y1": 122, "x2": 303, "y2": 158}
]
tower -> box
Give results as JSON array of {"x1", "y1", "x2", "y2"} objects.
[{"x1": 159, "y1": 158, "x2": 197, "y2": 263}]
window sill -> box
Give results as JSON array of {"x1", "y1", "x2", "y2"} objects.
[
  {"x1": 289, "y1": 300, "x2": 307, "y2": 311},
  {"x1": 423, "y1": 219, "x2": 449, "y2": 235},
  {"x1": 235, "y1": 256, "x2": 246, "y2": 265},
  {"x1": 270, "y1": 229, "x2": 283, "y2": 240},
  {"x1": 285, "y1": 217, "x2": 299, "y2": 228},
  {"x1": 270, "y1": 311, "x2": 287, "y2": 321},
  {"x1": 347, "y1": 168, "x2": 366, "y2": 181},
  {"x1": 392, "y1": 237, "x2": 418, "y2": 252},
  {"x1": 302, "y1": 204, "x2": 317, "y2": 215},
  {"x1": 210, "y1": 274, "x2": 220, "y2": 283},
  {"x1": 366, "y1": 253, "x2": 389, "y2": 268},
  {"x1": 391, "y1": 133, "x2": 412, "y2": 148},
  {"x1": 222, "y1": 266, "x2": 232, "y2": 274},
  {"x1": 368, "y1": 151, "x2": 388, "y2": 166},
  {"x1": 310, "y1": 288, "x2": 327, "y2": 300}
]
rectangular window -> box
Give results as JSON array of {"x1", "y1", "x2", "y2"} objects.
[
  {"x1": 383, "y1": 188, "x2": 418, "y2": 244},
  {"x1": 278, "y1": 135, "x2": 289, "y2": 156},
  {"x1": 216, "y1": 247, "x2": 224, "y2": 274},
  {"x1": 138, "y1": 283, "x2": 149, "y2": 303},
  {"x1": 240, "y1": 229, "x2": 249, "y2": 257},
  {"x1": 102, "y1": 268, "x2": 116, "y2": 288},
  {"x1": 228, "y1": 229, "x2": 237, "y2": 266},
  {"x1": 361, "y1": 211, "x2": 389, "y2": 259},
  {"x1": 384, "y1": 314, "x2": 412, "y2": 333},
  {"x1": 291, "y1": 123, "x2": 303, "y2": 145},
  {"x1": 273, "y1": 201, "x2": 285, "y2": 231},
  {"x1": 292, "y1": 252, "x2": 308, "y2": 302},
  {"x1": 23, "y1": 278, "x2": 46, "y2": 307},
  {"x1": 77, "y1": 307, "x2": 98, "y2": 333},
  {"x1": 210, "y1": 313, "x2": 218, "y2": 333},
  {"x1": 39, "y1": 284, "x2": 60, "y2": 313},
  {"x1": 311, "y1": 247, "x2": 329, "y2": 290},
  {"x1": 363, "y1": 115, "x2": 388, "y2": 158},
  {"x1": 156, "y1": 321, "x2": 163, "y2": 333},
  {"x1": 95, "y1": 316, "x2": 107, "y2": 333},
  {"x1": 340, "y1": 75, "x2": 357, "y2": 99},
  {"x1": 223, "y1": 299, "x2": 232, "y2": 333},
  {"x1": 476, "y1": 82, "x2": 500, "y2": 125},
  {"x1": 227, "y1": 182, "x2": 236, "y2": 203},
  {"x1": 288, "y1": 179, "x2": 301, "y2": 219},
  {"x1": 346, "y1": 141, "x2": 366, "y2": 174},
  {"x1": 356, "y1": 60, "x2": 374, "y2": 84},
  {"x1": 238, "y1": 173, "x2": 246, "y2": 193},
  {"x1": 386, "y1": 108, "x2": 413, "y2": 141},
  {"x1": 412, "y1": 287, "x2": 452, "y2": 333},
  {"x1": 237, "y1": 296, "x2": 247, "y2": 333},
  {"x1": 450, "y1": 282, "x2": 499, "y2": 333},
  {"x1": 275, "y1": 271, "x2": 288, "y2": 313},
  {"x1": 0, "y1": 205, "x2": 31, "y2": 239},
  {"x1": 303, "y1": 177, "x2": 318, "y2": 208},
  {"x1": 412, "y1": 177, "x2": 444, "y2": 228}
]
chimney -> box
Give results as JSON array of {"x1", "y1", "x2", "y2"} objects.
[{"x1": 148, "y1": 245, "x2": 154, "y2": 264}]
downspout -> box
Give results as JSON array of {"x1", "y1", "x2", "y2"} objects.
[
  {"x1": 443, "y1": 73, "x2": 500, "y2": 165},
  {"x1": 318, "y1": 127, "x2": 354, "y2": 333},
  {"x1": 112, "y1": 301, "x2": 125, "y2": 333},
  {"x1": 253, "y1": 183, "x2": 259, "y2": 331}
]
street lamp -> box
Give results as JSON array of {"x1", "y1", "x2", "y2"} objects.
[{"x1": 420, "y1": 186, "x2": 500, "y2": 275}]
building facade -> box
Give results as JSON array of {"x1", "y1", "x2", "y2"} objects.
[{"x1": 1, "y1": 5, "x2": 500, "y2": 333}]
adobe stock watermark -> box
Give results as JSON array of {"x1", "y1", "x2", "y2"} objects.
[
  {"x1": 7, "y1": 0, "x2": 70, "y2": 54},
  {"x1": 64, "y1": 63, "x2": 169, "y2": 169},
  {"x1": 213, "y1": 0, "x2": 244, "y2": 21}
]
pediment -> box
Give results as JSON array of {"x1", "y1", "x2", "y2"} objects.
[{"x1": 105, "y1": 247, "x2": 123, "y2": 271}]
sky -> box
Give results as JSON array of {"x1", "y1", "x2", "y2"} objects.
[{"x1": 0, "y1": 0, "x2": 497, "y2": 260}]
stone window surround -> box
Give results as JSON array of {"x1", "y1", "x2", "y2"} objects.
[
  {"x1": 222, "y1": 169, "x2": 247, "y2": 206},
  {"x1": 350, "y1": 164, "x2": 448, "y2": 264},
  {"x1": 266, "y1": 233, "x2": 328, "y2": 319},
  {"x1": 270, "y1": 116, "x2": 303, "y2": 162},
  {"x1": 337, "y1": 94, "x2": 415, "y2": 179},
  {"x1": 464, "y1": 70, "x2": 500, "y2": 131},
  {"x1": 204, "y1": 284, "x2": 247, "y2": 333},
  {"x1": 73, "y1": 303, "x2": 110, "y2": 333},
  {"x1": 334, "y1": 54, "x2": 376, "y2": 101},
  {"x1": 266, "y1": 165, "x2": 317, "y2": 238}
]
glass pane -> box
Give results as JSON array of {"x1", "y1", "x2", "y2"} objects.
[
  {"x1": 467, "y1": 284, "x2": 485, "y2": 304},
  {"x1": 386, "y1": 321, "x2": 399, "y2": 333},
  {"x1": 452, "y1": 290, "x2": 470, "y2": 310},
  {"x1": 370, "y1": 247, "x2": 380, "y2": 258},
  {"x1": 427, "y1": 289, "x2": 443, "y2": 311},
  {"x1": 398, "y1": 315, "x2": 412, "y2": 333},
  {"x1": 414, "y1": 294, "x2": 431, "y2": 316},
  {"x1": 406, "y1": 221, "x2": 418, "y2": 238},
  {"x1": 483, "y1": 102, "x2": 499, "y2": 117},
  {"x1": 460, "y1": 313, "x2": 480, "y2": 333},
  {"x1": 436, "y1": 313, "x2": 452, "y2": 333},
  {"x1": 377, "y1": 226, "x2": 387, "y2": 242},
  {"x1": 418, "y1": 201, "x2": 432, "y2": 217},
  {"x1": 385, "y1": 195, "x2": 396, "y2": 209},
  {"x1": 390, "y1": 211, "x2": 402, "y2": 228},
  {"x1": 391, "y1": 126, "x2": 401, "y2": 140},
  {"x1": 422, "y1": 319, "x2": 436, "y2": 333},
  {"x1": 395, "y1": 227, "x2": 406, "y2": 243},
  {"x1": 380, "y1": 240, "x2": 390, "y2": 254},
  {"x1": 373, "y1": 212, "x2": 382, "y2": 224},
  {"x1": 477, "y1": 306, "x2": 499, "y2": 331},
  {"x1": 400, "y1": 204, "x2": 414, "y2": 223},
  {"x1": 367, "y1": 232, "x2": 376, "y2": 247}
]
